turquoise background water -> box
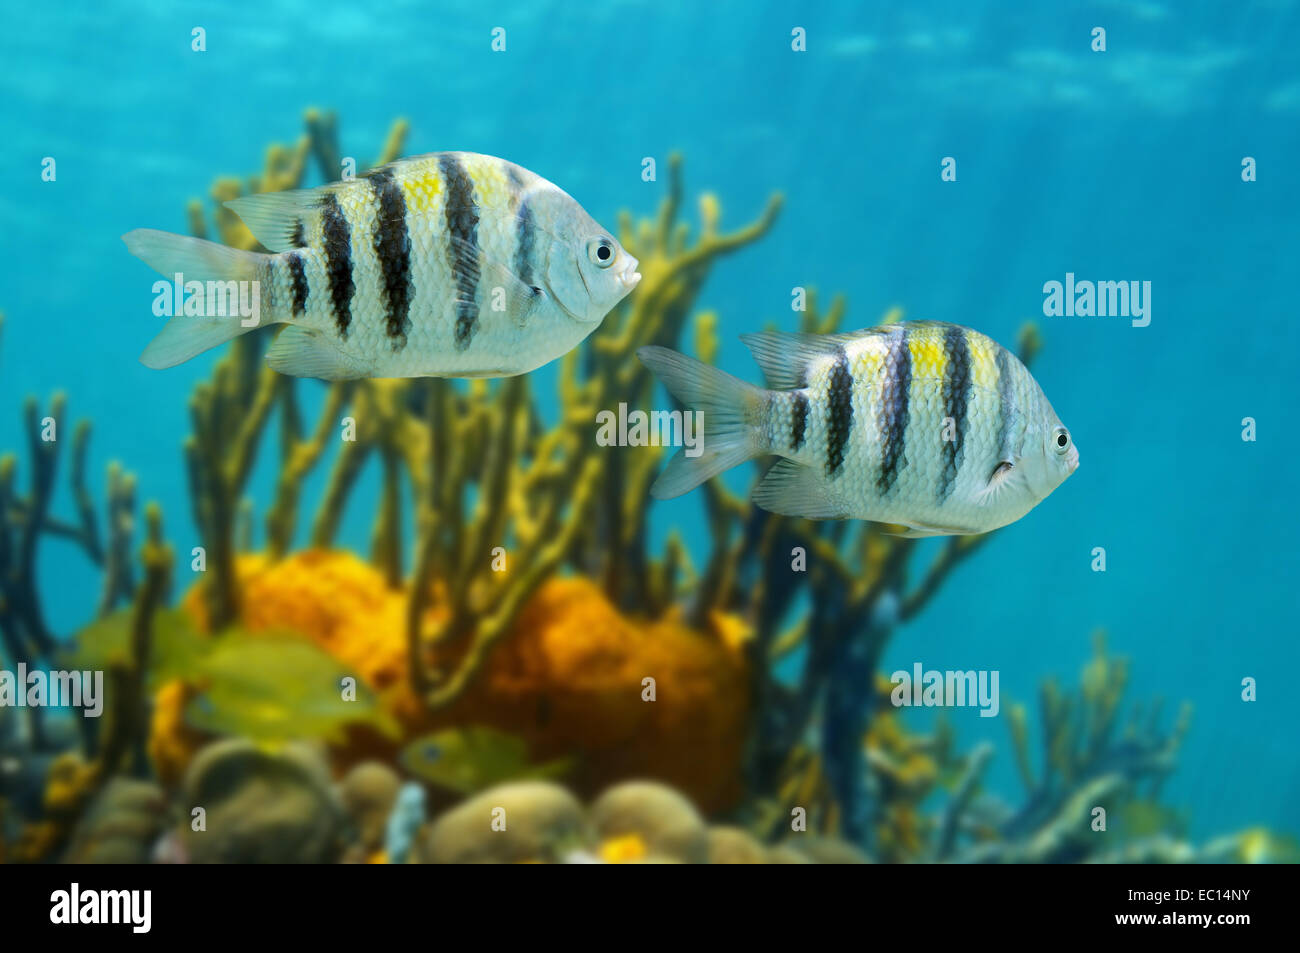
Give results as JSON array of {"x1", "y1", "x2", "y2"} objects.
[{"x1": 1, "y1": 1, "x2": 1297, "y2": 840}]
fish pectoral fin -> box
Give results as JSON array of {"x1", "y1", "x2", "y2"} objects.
[
  {"x1": 224, "y1": 189, "x2": 322, "y2": 251},
  {"x1": 493, "y1": 269, "x2": 545, "y2": 328},
  {"x1": 445, "y1": 236, "x2": 542, "y2": 326},
  {"x1": 974, "y1": 460, "x2": 1018, "y2": 506},
  {"x1": 265, "y1": 326, "x2": 365, "y2": 380},
  {"x1": 751, "y1": 459, "x2": 848, "y2": 519}
]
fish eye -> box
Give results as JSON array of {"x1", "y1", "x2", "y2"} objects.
[
  {"x1": 1053, "y1": 428, "x2": 1071, "y2": 453},
  {"x1": 588, "y1": 237, "x2": 616, "y2": 268}
]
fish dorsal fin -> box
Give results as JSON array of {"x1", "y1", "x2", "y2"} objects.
[
  {"x1": 739, "y1": 330, "x2": 865, "y2": 389},
  {"x1": 224, "y1": 189, "x2": 322, "y2": 252}
]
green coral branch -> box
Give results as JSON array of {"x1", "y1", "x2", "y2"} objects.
[
  {"x1": 266, "y1": 380, "x2": 356, "y2": 558},
  {"x1": 96, "y1": 504, "x2": 172, "y2": 781}
]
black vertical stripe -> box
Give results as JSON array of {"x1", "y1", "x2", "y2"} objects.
[
  {"x1": 790, "y1": 391, "x2": 809, "y2": 451},
  {"x1": 505, "y1": 162, "x2": 538, "y2": 293},
  {"x1": 504, "y1": 162, "x2": 525, "y2": 200},
  {"x1": 877, "y1": 327, "x2": 911, "y2": 494},
  {"x1": 439, "y1": 154, "x2": 481, "y2": 350},
  {"x1": 938, "y1": 325, "x2": 973, "y2": 501},
  {"x1": 319, "y1": 193, "x2": 353, "y2": 338},
  {"x1": 291, "y1": 218, "x2": 306, "y2": 248},
  {"x1": 824, "y1": 349, "x2": 853, "y2": 477},
  {"x1": 995, "y1": 344, "x2": 1017, "y2": 461},
  {"x1": 368, "y1": 167, "x2": 413, "y2": 348},
  {"x1": 286, "y1": 251, "x2": 308, "y2": 316},
  {"x1": 514, "y1": 199, "x2": 536, "y2": 290}
]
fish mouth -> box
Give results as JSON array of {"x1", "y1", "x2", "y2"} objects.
[
  {"x1": 1066, "y1": 444, "x2": 1080, "y2": 475},
  {"x1": 619, "y1": 257, "x2": 642, "y2": 291}
]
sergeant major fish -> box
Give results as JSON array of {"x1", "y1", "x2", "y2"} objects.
[
  {"x1": 123, "y1": 152, "x2": 641, "y2": 379},
  {"x1": 637, "y1": 321, "x2": 1078, "y2": 536}
]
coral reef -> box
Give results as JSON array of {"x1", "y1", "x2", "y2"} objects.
[
  {"x1": 0, "y1": 113, "x2": 1290, "y2": 865},
  {"x1": 0, "y1": 316, "x2": 138, "y2": 748},
  {"x1": 163, "y1": 118, "x2": 777, "y2": 811},
  {"x1": 4, "y1": 505, "x2": 171, "y2": 862},
  {"x1": 945, "y1": 634, "x2": 1196, "y2": 863},
  {"x1": 179, "y1": 114, "x2": 406, "y2": 631}
]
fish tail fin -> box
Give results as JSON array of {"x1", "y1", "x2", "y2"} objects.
[
  {"x1": 636, "y1": 345, "x2": 768, "y2": 499},
  {"x1": 123, "y1": 228, "x2": 275, "y2": 369}
]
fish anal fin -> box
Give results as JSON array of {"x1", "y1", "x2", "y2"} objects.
[
  {"x1": 880, "y1": 519, "x2": 981, "y2": 538},
  {"x1": 751, "y1": 459, "x2": 847, "y2": 519},
  {"x1": 265, "y1": 326, "x2": 365, "y2": 380}
]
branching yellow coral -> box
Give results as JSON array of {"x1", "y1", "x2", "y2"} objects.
[{"x1": 183, "y1": 115, "x2": 408, "y2": 631}]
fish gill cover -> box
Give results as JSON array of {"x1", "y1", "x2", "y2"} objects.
[{"x1": 0, "y1": 1, "x2": 1297, "y2": 879}]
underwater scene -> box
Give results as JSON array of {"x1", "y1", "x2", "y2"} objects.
[{"x1": 1, "y1": 0, "x2": 1298, "y2": 868}]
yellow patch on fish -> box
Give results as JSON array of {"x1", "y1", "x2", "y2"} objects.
[
  {"x1": 846, "y1": 337, "x2": 887, "y2": 386},
  {"x1": 397, "y1": 164, "x2": 446, "y2": 215},
  {"x1": 905, "y1": 331, "x2": 949, "y2": 381},
  {"x1": 467, "y1": 157, "x2": 518, "y2": 211},
  {"x1": 967, "y1": 330, "x2": 1000, "y2": 391}
]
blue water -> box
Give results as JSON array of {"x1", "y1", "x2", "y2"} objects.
[{"x1": 1, "y1": 1, "x2": 1297, "y2": 841}]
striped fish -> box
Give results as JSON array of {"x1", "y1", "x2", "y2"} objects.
[
  {"x1": 124, "y1": 152, "x2": 640, "y2": 379},
  {"x1": 637, "y1": 321, "x2": 1078, "y2": 535}
]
